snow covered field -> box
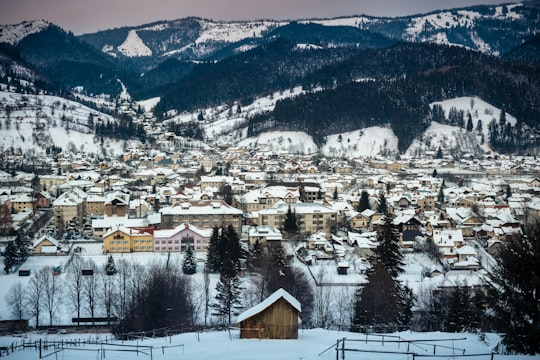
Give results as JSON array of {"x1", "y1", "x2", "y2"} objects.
[{"x1": 0, "y1": 328, "x2": 535, "y2": 360}]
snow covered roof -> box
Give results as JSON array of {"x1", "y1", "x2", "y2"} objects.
[
  {"x1": 237, "y1": 288, "x2": 301, "y2": 323},
  {"x1": 154, "y1": 222, "x2": 213, "y2": 239}
]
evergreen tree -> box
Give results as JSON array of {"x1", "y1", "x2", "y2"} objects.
[
  {"x1": 104, "y1": 254, "x2": 117, "y2": 275},
  {"x1": 438, "y1": 183, "x2": 445, "y2": 205},
  {"x1": 377, "y1": 193, "x2": 387, "y2": 213},
  {"x1": 358, "y1": 191, "x2": 370, "y2": 212},
  {"x1": 182, "y1": 246, "x2": 197, "y2": 275},
  {"x1": 206, "y1": 225, "x2": 244, "y2": 275},
  {"x1": 505, "y1": 184, "x2": 512, "y2": 199},
  {"x1": 489, "y1": 221, "x2": 540, "y2": 354},
  {"x1": 466, "y1": 113, "x2": 474, "y2": 132},
  {"x1": 206, "y1": 227, "x2": 221, "y2": 273},
  {"x1": 432, "y1": 169, "x2": 438, "y2": 178},
  {"x1": 374, "y1": 210, "x2": 404, "y2": 279},
  {"x1": 435, "y1": 146, "x2": 443, "y2": 159},
  {"x1": 249, "y1": 239, "x2": 263, "y2": 272},
  {"x1": 431, "y1": 104, "x2": 445, "y2": 123},
  {"x1": 3, "y1": 240, "x2": 17, "y2": 274},
  {"x1": 476, "y1": 119, "x2": 483, "y2": 133},
  {"x1": 223, "y1": 224, "x2": 244, "y2": 276},
  {"x1": 14, "y1": 231, "x2": 31, "y2": 263},
  {"x1": 444, "y1": 286, "x2": 470, "y2": 332},
  {"x1": 284, "y1": 205, "x2": 298, "y2": 235},
  {"x1": 333, "y1": 186, "x2": 338, "y2": 200},
  {"x1": 353, "y1": 262, "x2": 401, "y2": 327},
  {"x1": 212, "y1": 269, "x2": 243, "y2": 325}
]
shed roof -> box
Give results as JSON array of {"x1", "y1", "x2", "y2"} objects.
[{"x1": 237, "y1": 288, "x2": 301, "y2": 324}]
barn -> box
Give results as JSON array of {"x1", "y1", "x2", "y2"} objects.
[{"x1": 237, "y1": 288, "x2": 301, "y2": 339}]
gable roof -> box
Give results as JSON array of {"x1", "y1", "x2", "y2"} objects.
[{"x1": 237, "y1": 288, "x2": 301, "y2": 324}]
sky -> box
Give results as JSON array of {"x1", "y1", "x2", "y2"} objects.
[{"x1": 1, "y1": 0, "x2": 515, "y2": 35}]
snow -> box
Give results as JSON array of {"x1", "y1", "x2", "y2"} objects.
[
  {"x1": 406, "y1": 96, "x2": 518, "y2": 157},
  {"x1": 238, "y1": 131, "x2": 318, "y2": 155},
  {"x1": 117, "y1": 30, "x2": 152, "y2": 57},
  {"x1": 195, "y1": 19, "x2": 284, "y2": 45},
  {"x1": 405, "y1": 4, "x2": 523, "y2": 49},
  {"x1": 0, "y1": 20, "x2": 51, "y2": 45},
  {"x1": 305, "y1": 16, "x2": 377, "y2": 28},
  {"x1": 137, "y1": 97, "x2": 161, "y2": 112},
  {"x1": 321, "y1": 127, "x2": 399, "y2": 158},
  {"x1": 0, "y1": 91, "x2": 138, "y2": 157},
  {"x1": 2, "y1": 328, "x2": 533, "y2": 360}
]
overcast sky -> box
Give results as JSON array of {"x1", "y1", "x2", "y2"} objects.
[{"x1": 2, "y1": 0, "x2": 515, "y2": 35}]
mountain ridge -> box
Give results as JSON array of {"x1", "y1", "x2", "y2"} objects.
[{"x1": 0, "y1": 2, "x2": 539, "y2": 157}]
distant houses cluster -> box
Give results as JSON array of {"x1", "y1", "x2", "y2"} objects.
[{"x1": 1, "y1": 151, "x2": 540, "y2": 274}]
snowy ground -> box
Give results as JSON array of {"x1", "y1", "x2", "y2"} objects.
[{"x1": 0, "y1": 328, "x2": 535, "y2": 360}]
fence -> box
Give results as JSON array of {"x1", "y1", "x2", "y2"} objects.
[
  {"x1": 318, "y1": 334, "x2": 497, "y2": 360},
  {"x1": 0, "y1": 334, "x2": 186, "y2": 359}
]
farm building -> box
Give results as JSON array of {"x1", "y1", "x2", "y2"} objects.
[{"x1": 237, "y1": 288, "x2": 301, "y2": 340}]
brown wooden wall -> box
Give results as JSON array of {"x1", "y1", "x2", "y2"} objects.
[{"x1": 239, "y1": 298, "x2": 299, "y2": 339}]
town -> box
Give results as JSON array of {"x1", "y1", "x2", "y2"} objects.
[{"x1": 1, "y1": 112, "x2": 539, "y2": 334}]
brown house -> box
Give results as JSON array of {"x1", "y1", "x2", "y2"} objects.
[{"x1": 237, "y1": 288, "x2": 301, "y2": 339}]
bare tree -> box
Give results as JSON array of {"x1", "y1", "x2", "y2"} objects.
[
  {"x1": 67, "y1": 256, "x2": 85, "y2": 325},
  {"x1": 114, "y1": 258, "x2": 133, "y2": 320},
  {"x1": 25, "y1": 271, "x2": 45, "y2": 327},
  {"x1": 82, "y1": 259, "x2": 99, "y2": 324},
  {"x1": 5, "y1": 281, "x2": 25, "y2": 320},
  {"x1": 41, "y1": 266, "x2": 63, "y2": 325},
  {"x1": 203, "y1": 264, "x2": 211, "y2": 326},
  {"x1": 312, "y1": 267, "x2": 334, "y2": 328},
  {"x1": 334, "y1": 286, "x2": 356, "y2": 330},
  {"x1": 100, "y1": 273, "x2": 116, "y2": 324}
]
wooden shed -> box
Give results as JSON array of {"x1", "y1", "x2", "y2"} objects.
[{"x1": 237, "y1": 288, "x2": 301, "y2": 339}]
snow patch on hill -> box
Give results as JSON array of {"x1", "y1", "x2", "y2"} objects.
[
  {"x1": 196, "y1": 19, "x2": 283, "y2": 44},
  {"x1": 405, "y1": 96, "x2": 517, "y2": 158},
  {"x1": 407, "y1": 4, "x2": 523, "y2": 37},
  {"x1": 321, "y1": 127, "x2": 399, "y2": 158},
  {"x1": 0, "y1": 20, "x2": 51, "y2": 45},
  {"x1": 0, "y1": 91, "x2": 136, "y2": 157},
  {"x1": 238, "y1": 131, "x2": 318, "y2": 155},
  {"x1": 305, "y1": 16, "x2": 378, "y2": 28},
  {"x1": 117, "y1": 30, "x2": 152, "y2": 57}
]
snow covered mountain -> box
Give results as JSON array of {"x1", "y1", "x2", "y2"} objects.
[
  {"x1": 0, "y1": 20, "x2": 51, "y2": 45},
  {"x1": 0, "y1": 2, "x2": 539, "y2": 158},
  {"x1": 74, "y1": 1, "x2": 539, "y2": 61}
]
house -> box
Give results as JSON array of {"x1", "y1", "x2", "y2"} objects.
[
  {"x1": 32, "y1": 235, "x2": 67, "y2": 255},
  {"x1": 103, "y1": 226, "x2": 154, "y2": 253},
  {"x1": 445, "y1": 207, "x2": 483, "y2": 237},
  {"x1": 393, "y1": 212, "x2": 423, "y2": 233},
  {"x1": 160, "y1": 200, "x2": 243, "y2": 235},
  {"x1": 86, "y1": 194, "x2": 106, "y2": 216},
  {"x1": 105, "y1": 192, "x2": 129, "y2": 217},
  {"x1": 153, "y1": 222, "x2": 212, "y2": 253},
  {"x1": 246, "y1": 225, "x2": 283, "y2": 247},
  {"x1": 432, "y1": 229, "x2": 464, "y2": 259},
  {"x1": 258, "y1": 202, "x2": 337, "y2": 235},
  {"x1": 348, "y1": 231, "x2": 377, "y2": 258},
  {"x1": 35, "y1": 191, "x2": 53, "y2": 209},
  {"x1": 400, "y1": 229, "x2": 425, "y2": 249},
  {"x1": 53, "y1": 189, "x2": 86, "y2": 232},
  {"x1": 10, "y1": 194, "x2": 35, "y2": 214},
  {"x1": 348, "y1": 210, "x2": 373, "y2": 230},
  {"x1": 237, "y1": 288, "x2": 301, "y2": 339}
]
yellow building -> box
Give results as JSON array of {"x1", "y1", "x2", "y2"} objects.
[
  {"x1": 258, "y1": 202, "x2": 337, "y2": 235},
  {"x1": 103, "y1": 226, "x2": 154, "y2": 253}
]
